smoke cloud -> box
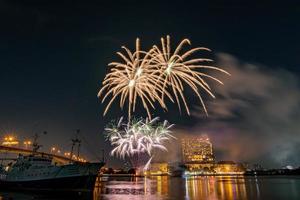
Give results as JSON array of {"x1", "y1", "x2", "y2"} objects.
[{"x1": 185, "y1": 53, "x2": 300, "y2": 168}]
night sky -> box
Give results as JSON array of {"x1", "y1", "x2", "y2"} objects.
[{"x1": 1, "y1": 0, "x2": 300, "y2": 167}]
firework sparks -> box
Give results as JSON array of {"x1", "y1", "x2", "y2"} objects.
[
  {"x1": 105, "y1": 117, "x2": 175, "y2": 160},
  {"x1": 98, "y1": 38, "x2": 166, "y2": 120},
  {"x1": 98, "y1": 36, "x2": 229, "y2": 118},
  {"x1": 149, "y1": 35, "x2": 230, "y2": 115}
]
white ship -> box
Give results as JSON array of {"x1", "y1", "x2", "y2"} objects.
[{"x1": 0, "y1": 134, "x2": 105, "y2": 192}]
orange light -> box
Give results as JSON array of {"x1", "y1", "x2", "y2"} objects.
[
  {"x1": 64, "y1": 152, "x2": 71, "y2": 156},
  {"x1": 2, "y1": 136, "x2": 19, "y2": 146},
  {"x1": 23, "y1": 140, "x2": 32, "y2": 145}
]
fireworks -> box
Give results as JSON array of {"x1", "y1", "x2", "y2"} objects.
[
  {"x1": 105, "y1": 117, "x2": 175, "y2": 170},
  {"x1": 98, "y1": 35, "x2": 229, "y2": 119},
  {"x1": 149, "y1": 35, "x2": 230, "y2": 115},
  {"x1": 98, "y1": 38, "x2": 166, "y2": 120},
  {"x1": 105, "y1": 117, "x2": 175, "y2": 160}
]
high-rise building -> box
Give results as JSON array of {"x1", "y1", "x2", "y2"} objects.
[{"x1": 181, "y1": 135, "x2": 214, "y2": 163}]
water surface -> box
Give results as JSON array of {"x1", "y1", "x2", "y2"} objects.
[{"x1": 1, "y1": 176, "x2": 300, "y2": 200}]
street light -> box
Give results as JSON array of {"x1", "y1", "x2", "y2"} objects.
[
  {"x1": 23, "y1": 140, "x2": 32, "y2": 149},
  {"x1": 64, "y1": 152, "x2": 71, "y2": 157},
  {"x1": 2, "y1": 135, "x2": 19, "y2": 146},
  {"x1": 50, "y1": 147, "x2": 57, "y2": 154}
]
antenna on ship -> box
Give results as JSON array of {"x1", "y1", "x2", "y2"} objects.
[
  {"x1": 32, "y1": 131, "x2": 47, "y2": 154},
  {"x1": 70, "y1": 129, "x2": 81, "y2": 162}
]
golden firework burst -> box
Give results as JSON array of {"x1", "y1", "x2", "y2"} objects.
[
  {"x1": 98, "y1": 36, "x2": 229, "y2": 119},
  {"x1": 148, "y1": 35, "x2": 230, "y2": 115},
  {"x1": 98, "y1": 38, "x2": 166, "y2": 120}
]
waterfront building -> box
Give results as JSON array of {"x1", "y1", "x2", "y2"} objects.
[
  {"x1": 180, "y1": 135, "x2": 246, "y2": 175},
  {"x1": 214, "y1": 161, "x2": 245, "y2": 174},
  {"x1": 184, "y1": 162, "x2": 215, "y2": 172},
  {"x1": 146, "y1": 162, "x2": 169, "y2": 175},
  {"x1": 181, "y1": 135, "x2": 214, "y2": 163}
]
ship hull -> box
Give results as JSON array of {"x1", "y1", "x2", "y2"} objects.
[{"x1": 0, "y1": 174, "x2": 98, "y2": 192}]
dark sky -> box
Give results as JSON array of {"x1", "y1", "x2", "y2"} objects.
[{"x1": 0, "y1": 0, "x2": 300, "y2": 167}]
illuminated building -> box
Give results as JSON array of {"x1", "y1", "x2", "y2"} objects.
[
  {"x1": 181, "y1": 135, "x2": 214, "y2": 163},
  {"x1": 184, "y1": 163, "x2": 215, "y2": 173},
  {"x1": 214, "y1": 161, "x2": 245, "y2": 174},
  {"x1": 145, "y1": 162, "x2": 169, "y2": 175}
]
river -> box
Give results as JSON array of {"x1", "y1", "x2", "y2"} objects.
[{"x1": 1, "y1": 176, "x2": 300, "y2": 199}]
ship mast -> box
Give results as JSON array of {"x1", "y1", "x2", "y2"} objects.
[
  {"x1": 70, "y1": 129, "x2": 81, "y2": 162},
  {"x1": 32, "y1": 131, "x2": 47, "y2": 154}
]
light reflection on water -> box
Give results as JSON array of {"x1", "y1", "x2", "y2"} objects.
[
  {"x1": 184, "y1": 176, "x2": 247, "y2": 200},
  {"x1": 95, "y1": 176, "x2": 300, "y2": 200},
  {"x1": 95, "y1": 176, "x2": 167, "y2": 200},
  {"x1": 1, "y1": 176, "x2": 300, "y2": 199}
]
